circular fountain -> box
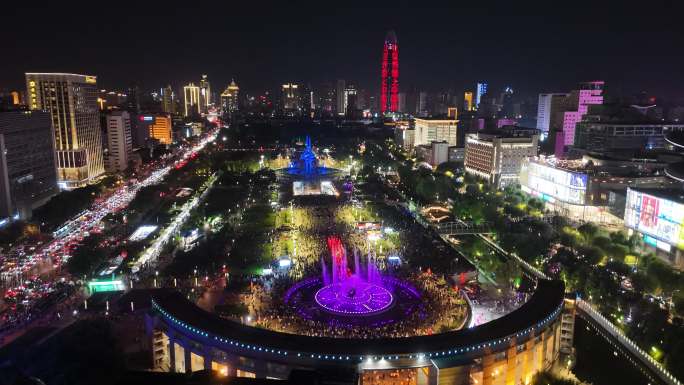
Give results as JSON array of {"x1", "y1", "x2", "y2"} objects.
[
  {"x1": 314, "y1": 237, "x2": 393, "y2": 315},
  {"x1": 283, "y1": 236, "x2": 423, "y2": 329}
]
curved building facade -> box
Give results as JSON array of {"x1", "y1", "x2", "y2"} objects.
[{"x1": 145, "y1": 280, "x2": 567, "y2": 385}]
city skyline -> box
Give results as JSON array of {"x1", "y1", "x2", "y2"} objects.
[{"x1": 3, "y1": 3, "x2": 684, "y2": 99}]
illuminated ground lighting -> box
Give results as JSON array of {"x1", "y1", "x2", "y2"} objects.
[
  {"x1": 128, "y1": 225, "x2": 158, "y2": 241},
  {"x1": 315, "y1": 281, "x2": 393, "y2": 315}
]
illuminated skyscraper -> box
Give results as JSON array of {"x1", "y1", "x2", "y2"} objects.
[
  {"x1": 464, "y1": 91, "x2": 473, "y2": 112},
  {"x1": 199, "y1": 74, "x2": 211, "y2": 113},
  {"x1": 336, "y1": 79, "x2": 346, "y2": 116},
  {"x1": 161, "y1": 85, "x2": 175, "y2": 115},
  {"x1": 183, "y1": 83, "x2": 200, "y2": 117},
  {"x1": 476, "y1": 82, "x2": 487, "y2": 108},
  {"x1": 281, "y1": 83, "x2": 300, "y2": 114},
  {"x1": 105, "y1": 111, "x2": 132, "y2": 172},
  {"x1": 25, "y1": 73, "x2": 105, "y2": 188},
  {"x1": 380, "y1": 30, "x2": 399, "y2": 114},
  {"x1": 220, "y1": 80, "x2": 240, "y2": 119}
]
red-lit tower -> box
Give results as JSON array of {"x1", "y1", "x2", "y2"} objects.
[{"x1": 380, "y1": 30, "x2": 399, "y2": 114}]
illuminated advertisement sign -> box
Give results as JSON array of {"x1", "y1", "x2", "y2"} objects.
[
  {"x1": 624, "y1": 188, "x2": 684, "y2": 249},
  {"x1": 523, "y1": 162, "x2": 587, "y2": 205}
]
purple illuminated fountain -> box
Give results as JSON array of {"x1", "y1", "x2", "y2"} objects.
[
  {"x1": 282, "y1": 235, "x2": 423, "y2": 331},
  {"x1": 314, "y1": 236, "x2": 394, "y2": 316}
]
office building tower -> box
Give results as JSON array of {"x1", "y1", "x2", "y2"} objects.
[
  {"x1": 397, "y1": 92, "x2": 406, "y2": 113},
  {"x1": 149, "y1": 115, "x2": 172, "y2": 145},
  {"x1": 199, "y1": 75, "x2": 211, "y2": 113},
  {"x1": 380, "y1": 30, "x2": 399, "y2": 114},
  {"x1": 500, "y1": 87, "x2": 515, "y2": 118},
  {"x1": 464, "y1": 129, "x2": 539, "y2": 188},
  {"x1": 344, "y1": 83, "x2": 358, "y2": 118},
  {"x1": 559, "y1": 81, "x2": 604, "y2": 150},
  {"x1": 105, "y1": 111, "x2": 133, "y2": 172},
  {"x1": 25, "y1": 73, "x2": 105, "y2": 188},
  {"x1": 301, "y1": 84, "x2": 314, "y2": 118},
  {"x1": 220, "y1": 80, "x2": 240, "y2": 120},
  {"x1": 318, "y1": 82, "x2": 336, "y2": 117},
  {"x1": 536, "y1": 93, "x2": 568, "y2": 137},
  {"x1": 336, "y1": 80, "x2": 346, "y2": 116},
  {"x1": 394, "y1": 121, "x2": 414, "y2": 150},
  {"x1": 417, "y1": 92, "x2": 429, "y2": 117},
  {"x1": 476, "y1": 82, "x2": 488, "y2": 108},
  {"x1": 282, "y1": 83, "x2": 300, "y2": 114},
  {"x1": 414, "y1": 115, "x2": 459, "y2": 146},
  {"x1": 0, "y1": 111, "x2": 59, "y2": 219},
  {"x1": 135, "y1": 115, "x2": 173, "y2": 146},
  {"x1": 161, "y1": 85, "x2": 175, "y2": 114},
  {"x1": 464, "y1": 91, "x2": 473, "y2": 112},
  {"x1": 183, "y1": 83, "x2": 201, "y2": 117}
]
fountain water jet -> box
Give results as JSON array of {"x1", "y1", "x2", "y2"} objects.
[{"x1": 314, "y1": 236, "x2": 393, "y2": 315}]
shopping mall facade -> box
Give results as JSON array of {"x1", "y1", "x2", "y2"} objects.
[{"x1": 145, "y1": 280, "x2": 569, "y2": 385}]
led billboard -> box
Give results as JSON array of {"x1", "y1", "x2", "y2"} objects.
[
  {"x1": 624, "y1": 188, "x2": 684, "y2": 249},
  {"x1": 523, "y1": 162, "x2": 588, "y2": 205}
]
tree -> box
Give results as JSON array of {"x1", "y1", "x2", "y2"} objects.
[
  {"x1": 67, "y1": 234, "x2": 107, "y2": 278},
  {"x1": 530, "y1": 370, "x2": 579, "y2": 385}
]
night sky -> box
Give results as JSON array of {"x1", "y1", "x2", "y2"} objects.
[{"x1": 3, "y1": 1, "x2": 683, "y2": 99}]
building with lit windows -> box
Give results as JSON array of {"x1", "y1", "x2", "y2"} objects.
[
  {"x1": 161, "y1": 85, "x2": 175, "y2": 115},
  {"x1": 393, "y1": 121, "x2": 415, "y2": 151},
  {"x1": 380, "y1": 30, "x2": 399, "y2": 114},
  {"x1": 536, "y1": 93, "x2": 567, "y2": 138},
  {"x1": 282, "y1": 83, "x2": 301, "y2": 115},
  {"x1": 220, "y1": 80, "x2": 240, "y2": 119},
  {"x1": 476, "y1": 82, "x2": 487, "y2": 109},
  {"x1": 149, "y1": 115, "x2": 173, "y2": 145},
  {"x1": 25, "y1": 73, "x2": 105, "y2": 189},
  {"x1": 464, "y1": 91, "x2": 473, "y2": 112},
  {"x1": 464, "y1": 129, "x2": 539, "y2": 188},
  {"x1": 414, "y1": 116, "x2": 459, "y2": 147},
  {"x1": 0, "y1": 110, "x2": 58, "y2": 219},
  {"x1": 560, "y1": 81, "x2": 604, "y2": 149},
  {"x1": 199, "y1": 74, "x2": 211, "y2": 113},
  {"x1": 336, "y1": 79, "x2": 346, "y2": 116},
  {"x1": 105, "y1": 111, "x2": 133, "y2": 173},
  {"x1": 184, "y1": 83, "x2": 201, "y2": 117},
  {"x1": 146, "y1": 279, "x2": 566, "y2": 384}
]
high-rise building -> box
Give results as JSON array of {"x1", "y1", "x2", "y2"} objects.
[
  {"x1": 220, "y1": 80, "x2": 240, "y2": 120},
  {"x1": 149, "y1": 115, "x2": 172, "y2": 145},
  {"x1": 464, "y1": 128, "x2": 539, "y2": 188},
  {"x1": 183, "y1": 83, "x2": 201, "y2": 117},
  {"x1": 380, "y1": 30, "x2": 399, "y2": 114},
  {"x1": 536, "y1": 93, "x2": 568, "y2": 137},
  {"x1": 0, "y1": 110, "x2": 59, "y2": 219},
  {"x1": 25, "y1": 73, "x2": 105, "y2": 188},
  {"x1": 317, "y1": 82, "x2": 336, "y2": 117},
  {"x1": 397, "y1": 92, "x2": 406, "y2": 113},
  {"x1": 417, "y1": 92, "x2": 429, "y2": 117},
  {"x1": 344, "y1": 83, "x2": 358, "y2": 118},
  {"x1": 281, "y1": 83, "x2": 300, "y2": 114},
  {"x1": 414, "y1": 116, "x2": 459, "y2": 146},
  {"x1": 105, "y1": 111, "x2": 132, "y2": 172},
  {"x1": 161, "y1": 85, "x2": 175, "y2": 115},
  {"x1": 464, "y1": 91, "x2": 474, "y2": 112},
  {"x1": 199, "y1": 74, "x2": 211, "y2": 113},
  {"x1": 500, "y1": 87, "x2": 515, "y2": 118},
  {"x1": 476, "y1": 82, "x2": 488, "y2": 109},
  {"x1": 560, "y1": 81, "x2": 604, "y2": 150},
  {"x1": 336, "y1": 80, "x2": 346, "y2": 116}
]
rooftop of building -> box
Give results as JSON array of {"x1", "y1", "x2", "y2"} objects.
[
  {"x1": 152, "y1": 280, "x2": 564, "y2": 356},
  {"x1": 629, "y1": 187, "x2": 684, "y2": 204},
  {"x1": 414, "y1": 115, "x2": 458, "y2": 122},
  {"x1": 530, "y1": 154, "x2": 674, "y2": 178}
]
